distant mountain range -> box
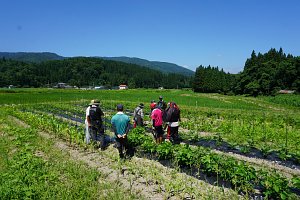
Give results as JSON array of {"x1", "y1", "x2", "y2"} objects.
[
  {"x1": 0, "y1": 52, "x2": 64, "y2": 63},
  {"x1": 0, "y1": 52, "x2": 194, "y2": 76},
  {"x1": 100, "y1": 56, "x2": 194, "y2": 76}
]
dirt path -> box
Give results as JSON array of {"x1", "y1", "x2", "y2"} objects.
[{"x1": 8, "y1": 115, "x2": 31, "y2": 128}]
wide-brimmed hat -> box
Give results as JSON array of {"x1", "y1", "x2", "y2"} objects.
[{"x1": 89, "y1": 99, "x2": 100, "y2": 106}]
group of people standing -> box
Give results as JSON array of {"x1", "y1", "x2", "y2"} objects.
[
  {"x1": 85, "y1": 96, "x2": 181, "y2": 159},
  {"x1": 148, "y1": 96, "x2": 181, "y2": 144},
  {"x1": 133, "y1": 96, "x2": 181, "y2": 144}
]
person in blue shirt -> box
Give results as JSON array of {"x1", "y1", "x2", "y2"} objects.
[{"x1": 111, "y1": 104, "x2": 130, "y2": 159}]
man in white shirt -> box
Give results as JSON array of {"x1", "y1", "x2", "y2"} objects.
[{"x1": 85, "y1": 99, "x2": 104, "y2": 148}]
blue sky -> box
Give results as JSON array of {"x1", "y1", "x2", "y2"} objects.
[{"x1": 1, "y1": 0, "x2": 299, "y2": 73}]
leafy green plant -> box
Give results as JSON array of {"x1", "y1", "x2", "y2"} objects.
[
  {"x1": 127, "y1": 127, "x2": 147, "y2": 146},
  {"x1": 260, "y1": 172, "x2": 290, "y2": 200},
  {"x1": 261, "y1": 145, "x2": 272, "y2": 158},
  {"x1": 240, "y1": 145, "x2": 250, "y2": 154},
  {"x1": 173, "y1": 144, "x2": 194, "y2": 167},
  {"x1": 140, "y1": 139, "x2": 156, "y2": 153},
  {"x1": 156, "y1": 141, "x2": 174, "y2": 160},
  {"x1": 292, "y1": 176, "x2": 300, "y2": 190},
  {"x1": 278, "y1": 146, "x2": 292, "y2": 161},
  {"x1": 200, "y1": 154, "x2": 219, "y2": 176}
]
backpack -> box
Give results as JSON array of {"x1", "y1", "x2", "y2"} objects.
[
  {"x1": 134, "y1": 107, "x2": 144, "y2": 125},
  {"x1": 89, "y1": 106, "x2": 103, "y2": 127},
  {"x1": 134, "y1": 107, "x2": 141, "y2": 120},
  {"x1": 157, "y1": 100, "x2": 166, "y2": 110},
  {"x1": 165, "y1": 103, "x2": 180, "y2": 122}
]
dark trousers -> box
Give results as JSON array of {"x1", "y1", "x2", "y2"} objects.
[
  {"x1": 134, "y1": 118, "x2": 144, "y2": 127},
  {"x1": 115, "y1": 137, "x2": 128, "y2": 158},
  {"x1": 154, "y1": 125, "x2": 164, "y2": 139},
  {"x1": 88, "y1": 126, "x2": 105, "y2": 148},
  {"x1": 170, "y1": 126, "x2": 179, "y2": 144}
]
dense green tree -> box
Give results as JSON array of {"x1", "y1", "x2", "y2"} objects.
[
  {"x1": 192, "y1": 65, "x2": 236, "y2": 93},
  {"x1": 235, "y1": 48, "x2": 299, "y2": 95}
]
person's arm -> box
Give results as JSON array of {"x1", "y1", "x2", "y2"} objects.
[
  {"x1": 123, "y1": 117, "x2": 130, "y2": 138},
  {"x1": 111, "y1": 118, "x2": 119, "y2": 137},
  {"x1": 87, "y1": 116, "x2": 91, "y2": 126},
  {"x1": 86, "y1": 107, "x2": 91, "y2": 126},
  {"x1": 99, "y1": 108, "x2": 104, "y2": 117},
  {"x1": 151, "y1": 112, "x2": 156, "y2": 127}
]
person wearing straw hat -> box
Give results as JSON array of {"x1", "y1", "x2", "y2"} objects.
[
  {"x1": 133, "y1": 103, "x2": 144, "y2": 128},
  {"x1": 85, "y1": 99, "x2": 104, "y2": 149}
]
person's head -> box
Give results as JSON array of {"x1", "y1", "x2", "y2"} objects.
[
  {"x1": 159, "y1": 96, "x2": 163, "y2": 100},
  {"x1": 170, "y1": 102, "x2": 178, "y2": 109},
  {"x1": 117, "y1": 104, "x2": 124, "y2": 111},
  {"x1": 151, "y1": 100, "x2": 155, "y2": 103},
  {"x1": 139, "y1": 103, "x2": 144, "y2": 108},
  {"x1": 90, "y1": 99, "x2": 100, "y2": 106},
  {"x1": 151, "y1": 102, "x2": 157, "y2": 109}
]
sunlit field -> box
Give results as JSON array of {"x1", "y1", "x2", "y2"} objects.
[{"x1": 1, "y1": 88, "x2": 299, "y2": 199}]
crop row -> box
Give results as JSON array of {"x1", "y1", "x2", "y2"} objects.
[
  {"x1": 128, "y1": 128, "x2": 300, "y2": 199},
  {"x1": 7, "y1": 107, "x2": 300, "y2": 199},
  {"x1": 180, "y1": 109, "x2": 300, "y2": 162},
  {"x1": 15, "y1": 102, "x2": 300, "y2": 165}
]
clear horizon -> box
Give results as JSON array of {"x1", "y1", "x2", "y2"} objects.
[{"x1": 1, "y1": 0, "x2": 299, "y2": 74}]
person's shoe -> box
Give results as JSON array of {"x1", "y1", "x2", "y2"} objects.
[{"x1": 165, "y1": 139, "x2": 170, "y2": 142}]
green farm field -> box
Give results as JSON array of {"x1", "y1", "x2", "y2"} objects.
[{"x1": 1, "y1": 88, "x2": 300, "y2": 199}]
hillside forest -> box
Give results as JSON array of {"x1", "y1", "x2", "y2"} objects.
[
  {"x1": 0, "y1": 48, "x2": 299, "y2": 96},
  {"x1": 0, "y1": 57, "x2": 191, "y2": 89}
]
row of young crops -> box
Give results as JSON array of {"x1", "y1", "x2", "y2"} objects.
[
  {"x1": 179, "y1": 108, "x2": 300, "y2": 163},
  {"x1": 17, "y1": 97, "x2": 300, "y2": 165},
  {"x1": 5, "y1": 101, "x2": 300, "y2": 199},
  {"x1": 2, "y1": 89, "x2": 300, "y2": 199}
]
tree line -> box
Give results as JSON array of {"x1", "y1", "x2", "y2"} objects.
[
  {"x1": 1, "y1": 48, "x2": 299, "y2": 96},
  {"x1": 193, "y1": 48, "x2": 300, "y2": 96},
  {"x1": 0, "y1": 57, "x2": 191, "y2": 89}
]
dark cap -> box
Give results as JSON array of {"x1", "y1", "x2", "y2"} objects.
[
  {"x1": 159, "y1": 96, "x2": 163, "y2": 99},
  {"x1": 117, "y1": 104, "x2": 123, "y2": 111},
  {"x1": 139, "y1": 103, "x2": 144, "y2": 108}
]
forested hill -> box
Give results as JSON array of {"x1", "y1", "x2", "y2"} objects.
[
  {"x1": 101, "y1": 56, "x2": 195, "y2": 76},
  {"x1": 0, "y1": 52, "x2": 194, "y2": 76},
  {"x1": 0, "y1": 57, "x2": 191, "y2": 88},
  {"x1": 0, "y1": 52, "x2": 64, "y2": 63},
  {"x1": 192, "y1": 48, "x2": 300, "y2": 95},
  {"x1": 235, "y1": 48, "x2": 300, "y2": 96}
]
